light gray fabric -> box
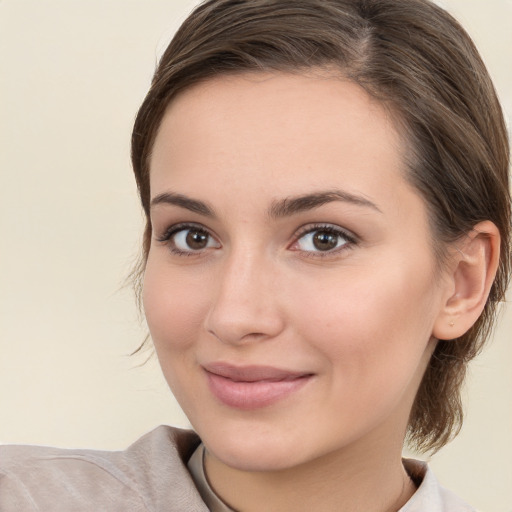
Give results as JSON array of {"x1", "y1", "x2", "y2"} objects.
[
  {"x1": 1, "y1": 426, "x2": 475, "y2": 511},
  {"x1": 187, "y1": 443, "x2": 232, "y2": 512},
  {"x1": 400, "y1": 459, "x2": 476, "y2": 512},
  {"x1": 0, "y1": 426, "x2": 208, "y2": 512}
]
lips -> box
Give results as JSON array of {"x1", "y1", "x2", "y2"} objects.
[{"x1": 203, "y1": 362, "x2": 314, "y2": 410}]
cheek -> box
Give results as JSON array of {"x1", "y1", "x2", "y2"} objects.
[
  {"x1": 289, "y1": 263, "x2": 438, "y2": 377},
  {"x1": 291, "y1": 268, "x2": 439, "y2": 432},
  {"x1": 142, "y1": 258, "x2": 209, "y2": 354}
]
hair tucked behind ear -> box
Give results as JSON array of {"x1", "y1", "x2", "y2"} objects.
[{"x1": 131, "y1": 0, "x2": 511, "y2": 453}]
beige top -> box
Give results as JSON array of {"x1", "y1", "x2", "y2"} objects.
[{"x1": 0, "y1": 425, "x2": 475, "y2": 511}]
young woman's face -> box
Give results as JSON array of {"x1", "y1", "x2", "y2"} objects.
[{"x1": 144, "y1": 72, "x2": 449, "y2": 471}]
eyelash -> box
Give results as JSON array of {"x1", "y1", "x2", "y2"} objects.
[
  {"x1": 156, "y1": 222, "x2": 358, "y2": 258},
  {"x1": 291, "y1": 223, "x2": 358, "y2": 258},
  {"x1": 156, "y1": 222, "x2": 216, "y2": 257}
]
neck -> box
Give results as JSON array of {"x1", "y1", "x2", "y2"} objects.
[{"x1": 204, "y1": 433, "x2": 416, "y2": 512}]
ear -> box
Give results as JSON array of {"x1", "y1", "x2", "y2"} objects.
[{"x1": 433, "y1": 221, "x2": 501, "y2": 340}]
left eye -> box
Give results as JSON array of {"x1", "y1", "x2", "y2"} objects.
[{"x1": 294, "y1": 227, "x2": 351, "y2": 253}]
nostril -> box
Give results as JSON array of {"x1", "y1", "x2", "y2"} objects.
[{"x1": 207, "y1": 327, "x2": 270, "y2": 345}]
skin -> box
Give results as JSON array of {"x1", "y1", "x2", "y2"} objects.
[{"x1": 143, "y1": 71, "x2": 459, "y2": 511}]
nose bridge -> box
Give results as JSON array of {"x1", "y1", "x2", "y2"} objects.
[{"x1": 205, "y1": 244, "x2": 284, "y2": 344}]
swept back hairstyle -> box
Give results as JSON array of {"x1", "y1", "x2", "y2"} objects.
[{"x1": 131, "y1": 0, "x2": 511, "y2": 453}]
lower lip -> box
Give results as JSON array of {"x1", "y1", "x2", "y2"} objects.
[{"x1": 205, "y1": 372, "x2": 313, "y2": 410}]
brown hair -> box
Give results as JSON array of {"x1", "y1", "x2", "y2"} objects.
[{"x1": 131, "y1": 0, "x2": 511, "y2": 453}]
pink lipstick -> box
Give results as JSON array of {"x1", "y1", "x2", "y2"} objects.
[{"x1": 203, "y1": 363, "x2": 313, "y2": 410}]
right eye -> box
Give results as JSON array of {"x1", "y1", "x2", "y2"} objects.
[{"x1": 158, "y1": 224, "x2": 221, "y2": 255}]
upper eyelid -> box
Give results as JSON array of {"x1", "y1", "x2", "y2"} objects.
[
  {"x1": 293, "y1": 223, "x2": 358, "y2": 242},
  {"x1": 156, "y1": 222, "x2": 215, "y2": 242}
]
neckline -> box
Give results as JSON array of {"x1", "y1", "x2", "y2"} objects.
[{"x1": 187, "y1": 443, "x2": 235, "y2": 512}]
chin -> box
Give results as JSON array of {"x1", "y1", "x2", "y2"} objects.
[
  {"x1": 201, "y1": 426, "x2": 307, "y2": 472},
  {"x1": 212, "y1": 446, "x2": 300, "y2": 473}
]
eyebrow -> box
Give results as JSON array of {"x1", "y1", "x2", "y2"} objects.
[
  {"x1": 269, "y1": 190, "x2": 381, "y2": 219},
  {"x1": 150, "y1": 189, "x2": 381, "y2": 218},
  {"x1": 150, "y1": 192, "x2": 216, "y2": 217}
]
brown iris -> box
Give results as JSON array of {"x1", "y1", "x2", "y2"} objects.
[
  {"x1": 313, "y1": 231, "x2": 339, "y2": 251},
  {"x1": 186, "y1": 230, "x2": 209, "y2": 250}
]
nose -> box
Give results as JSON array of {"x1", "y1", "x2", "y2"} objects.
[{"x1": 204, "y1": 248, "x2": 285, "y2": 345}]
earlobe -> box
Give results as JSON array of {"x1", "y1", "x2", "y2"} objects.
[{"x1": 433, "y1": 221, "x2": 501, "y2": 341}]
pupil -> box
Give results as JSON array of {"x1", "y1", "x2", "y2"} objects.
[
  {"x1": 186, "y1": 230, "x2": 208, "y2": 249},
  {"x1": 313, "y1": 232, "x2": 337, "y2": 251}
]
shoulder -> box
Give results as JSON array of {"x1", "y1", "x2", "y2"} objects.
[
  {"x1": 401, "y1": 459, "x2": 476, "y2": 512},
  {"x1": 0, "y1": 426, "x2": 208, "y2": 512}
]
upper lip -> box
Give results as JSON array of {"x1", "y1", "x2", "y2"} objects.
[{"x1": 203, "y1": 362, "x2": 312, "y2": 382}]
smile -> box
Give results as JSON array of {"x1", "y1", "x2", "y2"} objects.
[{"x1": 203, "y1": 363, "x2": 314, "y2": 410}]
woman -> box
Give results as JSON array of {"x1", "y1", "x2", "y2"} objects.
[{"x1": 1, "y1": 0, "x2": 510, "y2": 510}]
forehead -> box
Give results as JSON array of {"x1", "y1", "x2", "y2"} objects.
[{"x1": 150, "y1": 71, "x2": 412, "y2": 212}]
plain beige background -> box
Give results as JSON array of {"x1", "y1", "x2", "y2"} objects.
[{"x1": 0, "y1": 1, "x2": 511, "y2": 510}]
